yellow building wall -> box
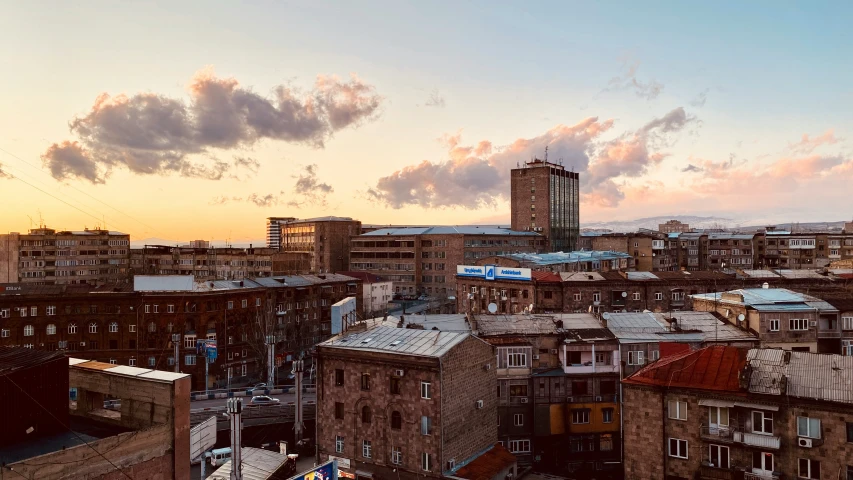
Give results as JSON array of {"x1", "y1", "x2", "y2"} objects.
[{"x1": 565, "y1": 402, "x2": 621, "y2": 434}]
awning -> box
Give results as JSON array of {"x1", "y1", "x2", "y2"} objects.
[
  {"x1": 321, "y1": 285, "x2": 332, "y2": 288},
  {"x1": 734, "y1": 401, "x2": 779, "y2": 411},
  {"x1": 698, "y1": 399, "x2": 735, "y2": 408}
]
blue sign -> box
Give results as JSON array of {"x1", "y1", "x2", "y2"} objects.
[
  {"x1": 287, "y1": 460, "x2": 337, "y2": 480},
  {"x1": 456, "y1": 265, "x2": 532, "y2": 281}
]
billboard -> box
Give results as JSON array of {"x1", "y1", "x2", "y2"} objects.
[
  {"x1": 287, "y1": 460, "x2": 337, "y2": 480},
  {"x1": 189, "y1": 416, "x2": 217, "y2": 463},
  {"x1": 331, "y1": 297, "x2": 357, "y2": 335},
  {"x1": 456, "y1": 264, "x2": 532, "y2": 281}
]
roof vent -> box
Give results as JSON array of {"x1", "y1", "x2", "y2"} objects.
[
  {"x1": 762, "y1": 282, "x2": 769, "y2": 289},
  {"x1": 361, "y1": 338, "x2": 373, "y2": 344},
  {"x1": 389, "y1": 340, "x2": 402, "y2": 346}
]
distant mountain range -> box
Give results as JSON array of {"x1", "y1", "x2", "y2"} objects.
[
  {"x1": 131, "y1": 238, "x2": 267, "y2": 248},
  {"x1": 581, "y1": 215, "x2": 849, "y2": 233}
]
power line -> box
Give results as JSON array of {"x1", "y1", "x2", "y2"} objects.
[{"x1": 4, "y1": 375, "x2": 135, "y2": 480}]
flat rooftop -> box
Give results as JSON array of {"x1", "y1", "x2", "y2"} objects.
[
  {"x1": 0, "y1": 415, "x2": 132, "y2": 465},
  {"x1": 320, "y1": 325, "x2": 470, "y2": 358},
  {"x1": 359, "y1": 226, "x2": 541, "y2": 236}
]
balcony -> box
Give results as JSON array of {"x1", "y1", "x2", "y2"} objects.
[
  {"x1": 699, "y1": 465, "x2": 736, "y2": 480},
  {"x1": 700, "y1": 424, "x2": 735, "y2": 443},
  {"x1": 733, "y1": 431, "x2": 780, "y2": 449},
  {"x1": 817, "y1": 330, "x2": 842, "y2": 339},
  {"x1": 744, "y1": 473, "x2": 781, "y2": 480},
  {"x1": 565, "y1": 394, "x2": 618, "y2": 404},
  {"x1": 563, "y1": 363, "x2": 620, "y2": 374}
]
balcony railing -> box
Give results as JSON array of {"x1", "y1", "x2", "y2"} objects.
[
  {"x1": 699, "y1": 465, "x2": 735, "y2": 480},
  {"x1": 817, "y1": 330, "x2": 842, "y2": 338},
  {"x1": 700, "y1": 424, "x2": 736, "y2": 443},
  {"x1": 744, "y1": 472, "x2": 781, "y2": 480},
  {"x1": 733, "y1": 431, "x2": 781, "y2": 449}
]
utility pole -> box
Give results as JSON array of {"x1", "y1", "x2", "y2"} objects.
[
  {"x1": 227, "y1": 398, "x2": 243, "y2": 480},
  {"x1": 293, "y1": 358, "x2": 305, "y2": 444},
  {"x1": 172, "y1": 334, "x2": 180, "y2": 373},
  {"x1": 266, "y1": 335, "x2": 275, "y2": 387}
]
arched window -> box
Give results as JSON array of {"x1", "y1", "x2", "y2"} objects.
[
  {"x1": 68, "y1": 323, "x2": 77, "y2": 334},
  {"x1": 391, "y1": 411, "x2": 402, "y2": 430},
  {"x1": 361, "y1": 406, "x2": 371, "y2": 424},
  {"x1": 46, "y1": 324, "x2": 56, "y2": 335},
  {"x1": 23, "y1": 325, "x2": 34, "y2": 336},
  {"x1": 109, "y1": 322, "x2": 118, "y2": 333},
  {"x1": 89, "y1": 323, "x2": 98, "y2": 333},
  {"x1": 148, "y1": 322, "x2": 157, "y2": 333}
]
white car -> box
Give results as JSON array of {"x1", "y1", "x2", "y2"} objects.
[{"x1": 250, "y1": 395, "x2": 281, "y2": 406}]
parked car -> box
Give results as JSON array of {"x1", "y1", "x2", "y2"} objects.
[
  {"x1": 253, "y1": 383, "x2": 267, "y2": 389},
  {"x1": 250, "y1": 395, "x2": 281, "y2": 406}
]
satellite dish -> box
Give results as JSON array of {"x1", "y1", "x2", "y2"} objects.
[
  {"x1": 737, "y1": 314, "x2": 745, "y2": 322},
  {"x1": 487, "y1": 303, "x2": 498, "y2": 314},
  {"x1": 621, "y1": 292, "x2": 628, "y2": 298},
  {"x1": 529, "y1": 304, "x2": 534, "y2": 312},
  {"x1": 588, "y1": 305, "x2": 592, "y2": 313}
]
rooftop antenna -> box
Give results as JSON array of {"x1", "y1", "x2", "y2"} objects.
[
  {"x1": 27, "y1": 215, "x2": 33, "y2": 230},
  {"x1": 38, "y1": 210, "x2": 45, "y2": 228},
  {"x1": 544, "y1": 146, "x2": 548, "y2": 161}
]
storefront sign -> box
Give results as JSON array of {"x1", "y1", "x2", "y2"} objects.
[{"x1": 456, "y1": 265, "x2": 531, "y2": 281}]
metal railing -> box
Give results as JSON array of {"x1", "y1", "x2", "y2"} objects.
[
  {"x1": 700, "y1": 424, "x2": 736, "y2": 442},
  {"x1": 699, "y1": 465, "x2": 735, "y2": 480},
  {"x1": 190, "y1": 383, "x2": 316, "y2": 400},
  {"x1": 733, "y1": 431, "x2": 781, "y2": 449},
  {"x1": 744, "y1": 472, "x2": 781, "y2": 480},
  {"x1": 190, "y1": 402, "x2": 316, "y2": 428}
]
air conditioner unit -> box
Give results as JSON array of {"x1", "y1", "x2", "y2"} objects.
[
  {"x1": 520, "y1": 398, "x2": 529, "y2": 404},
  {"x1": 447, "y1": 459, "x2": 456, "y2": 470},
  {"x1": 394, "y1": 369, "x2": 405, "y2": 377},
  {"x1": 501, "y1": 296, "x2": 508, "y2": 301},
  {"x1": 798, "y1": 437, "x2": 813, "y2": 448},
  {"x1": 533, "y1": 354, "x2": 540, "y2": 360},
  {"x1": 550, "y1": 349, "x2": 558, "y2": 354},
  {"x1": 566, "y1": 396, "x2": 574, "y2": 403},
  {"x1": 810, "y1": 321, "x2": 817, "y2": 327},
  {"x1": 484, "y1": 363, "x2": 491, "y2": 371},
  {"x1": 476, "y1": 400, "x2": 484, "y2": 409},
  {"x1": 79, "y1": 342, "x2": 86, "y2": 347},
  {"x1": 596, "y1": 396, "x2": 603, "y2": 402}
]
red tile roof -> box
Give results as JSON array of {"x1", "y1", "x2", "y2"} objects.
[
  {"x1": 454, "y1": 444, "x2": 516, "y2": 480},
  {"x1": 622, "y1": 345, "x2": 747, "y2": 393},
  {"x1": 659, "y1": 342, "x2": 691, "y2": 359},
  {"x1": 532, "y1": 271, "x2": 561, "y2": 282}
]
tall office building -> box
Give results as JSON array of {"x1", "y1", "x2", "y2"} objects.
[
  {"x1": 266, "y1": 216, "x2": 295, "y2": 249},
  {"x1": 510, "y1": 158, "x2": 580, "y2": 252}
]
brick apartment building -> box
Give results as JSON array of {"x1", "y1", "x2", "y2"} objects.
[
  {"x1": 270, "y1": 216, "x2": 363, "y2": 273},
  {"x1": 131, "y1": 244, "x2": 282, "y2": 280},
  {"x1": 0, "y1": 227, "x2": 130, "y2": 285},
  {"x1": 510, "y1": 158, "x2": 580, "y2": 252},
  {"x1": 337, "y1": 271, "x2": 394, "y2": 319},
  {"x1": 591, "y1": 231, "x2": 676, "y2": 272},
  {"x1": 474, "y1": 251, "x2": 634, "y2": 273},
  {"x1": 622, "y1": 345, "x2": 853, "y2": 480},
  {"x1": 349, "y1": 226, "x2": 544, "y2": 298},
  {"x1": 0, "y1": 274, "x2": 360, "y2": 390},
  {"x1": 659, "y1": 220, "x2": 692, "y2": 234},
  {"x1": 473, "y1": 313, "x2": 622, "y2": 478},
  {"x1": 691, "y1": 287, "x2": 842, "y2": 354},
  {"x1": 706, "y1": 233, "x2": 757, "y2": 270},
  {"x1": 315, "y1": 325, "x2": 497, "y2": 478}
]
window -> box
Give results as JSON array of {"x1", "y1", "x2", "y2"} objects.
[
  {"x1": 421, "y1": 381, "x2": 432, "y2": 399},
  {"x1": 574, "y1": 293, "x2": 582, "y2": 301},
  {"x1": 421, "y1": 452, "x2": 432, "y2": 470},
  {"x1": 421, "y1": 416, "x2": 432, "y2": 435},
  {"x1": 391, "y1": 411, "x2": 402, "y2": 429},
  {"x1": 1, "y1": 329, "x2": 9, "y2": 338},
  {"x1": 255, "y1": 298, "x2": 261, "y2": 307},
  {"x1": 510, "y1": 384, "x2": 528, "y2": 397},
  {"x1": 506, "y1": 348, "x2": 527, "y2": 367},
  {"x1": 799, "y1": 459, "x2": 821, "y2": 479},
  {"x1": 654, "y1": 292, "x2": 663, "y2": 301},
  {"x1": 593, "y1": 292, "x2": 601, "y2": 302},
  {"x1": 390, "y1": 376, "x2": 401, "y2": 395},
  {"x1": 650, "y1": 349, "x2": 660, "y2": 361},
  {"x1": 514, "y1": 414, "x2": 524, "y2": 426},
  {"x1": 769, "y1": 319, "x2": 779, "y2": 332},
  {"x1": 360, "y1": 373, "x2": 370, "y2": 391},
  {"x1": 571, "y1": 409, "x2": 590, "y2": 424},
  {"x1": 168, "y1": 356, "x2": 175, "y2": 366},
  {"x1": 335, "y1": 402, "x2": 344, "y2": 419},
  {"x1": 391, "y1": 446, "x2": 402, "y2": 465},
  {"x1": 709, "y1": 406, "x2": 729, "y2": 427},
  {"x1": 68, "y1": 323, "x2": 77, "y2": 334},
  {"x1": 241, "y1": 299, "x2": 248, "y2": 308},
  {"x1": 23, "y1": 324, "x2": 34, "y2": 336},
  {"x1": 628, "y1": 350, "x2": 645, "y2": 365},
  {"x1": 29, "y1": 306, "x2": 37, "y2": 316},
  {"x1": 46, "y1": 305, "x2": 56, "y2": 316},
  {"x1": 109, "y1": 322, "x2": 118, "y2": 333},
  {"x1": 709, "y1": 445, "x2": 730, "y2": 469},
  {"x1": 184, "y1": 335, "x2": 196, "y2": 349},
  {"x1": 508, "y1": 440, "x2": 531, "y2": 454},
  {"x1": 127, "y1": 324, "x2": 135, "y2": 332},
  {"x1": 89, "y1": 323, "x2": 98, "y2": 333},
  {"x1": 632, "y1": 292, "x2": 641, "y2": 301},
  {"x1": 335, "y1": 369, "x2": 344, "y2": 386},
  {"x1": 109, "y1": 359, "x2": 117, "y2": 365},
  {"x1": 185, "y1": 355, "x2": 196, "y2": 366},
  {"x1": 544, "y1": 291, "x2": 553, "y2": 299},
  {"x1": 848, "y1": 422, "x2": 853, "y2": 443},
  {"x1": 148, "y1": 322, "x2": 156, "y2": 333},
  {"x1": 599, "y1": 433, "x2": 613, "y2": 451},
  {"x1": 128, "y1": 358, "x2": 136, "y2": 366},
  {"x1": 167, "y1": 304, "x2": 175, "y2": 313},
  {"x1": 790, "y1": 318, "x2": 809, "y2": 331},
  {"x1": 797, "y1": 416, "x2": 821, "y2": 439},
  {"x1": 602, "y1": 408, "x2": 614, "y2": 423},
  {"x1": 148, "y1": 357, "x2": 156, "y2": 367},
  {"x1": 46, "y1": 324, "x2": 56, "y2": 335},
  {"x1": 842, "y1": 317, "x2": 853, "y2": 331},
  {"x1": 361, "y1": 406, "x2": 371, "y2": 423},
  {"x1": 227, "y1": 301, "x2": 234, "y2": 310},
  {"x1": 668, "y1": 400, "x2": 687, "y2": 420},
  {"x1": 362, "y1": 440, "x2": 372, "y2": 458},
  {"x1": 751, "y1": 411, "x2": 773, "y2": 434},
  {"x1": 335, "y1": 436, "x2": 344, "y2": 454},
  {"x1": 668, "y1": 438, "x2": 688, "y2": 459},
  {"x1": 153, "y1": 305, "x2": 159, "y2": 314}
]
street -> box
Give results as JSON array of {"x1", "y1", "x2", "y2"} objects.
[{"x1": 190, "y1": 391, "x2": 316, "y2": 411}]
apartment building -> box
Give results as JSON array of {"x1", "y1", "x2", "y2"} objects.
[
  {"x1": 474, "y1": 251, "x2": 634, "y2": 273},
  {"x1": 845, "y1": 219, "x2": 853, "y2": 233},
  {"x1": 705, "y1": 233, "x2": 756, "y2": 271},
  {"x1": 0, "y1": 274, "x2": 360, "y2": 390},
  {"x1": 0, "y1": 227, "x2": 130, "y2": 285},
  {"x1": 677, "y1": 232, "x2": 709, "y2": 271},
  {"x1": 266, "y1": 216, "x2": 296, "y2": 249},
  {"x1": 659, "y1": 220, "x2": 692, "y2": 234},
  {"x1": 591, "y1": 231, "x2": 676, "y2": 272},
  {"x1": 755, "y1": 230, "x2": 853, "y2": 269},
  {"x1": 336, "y1": 271, "x2": 394, "y2": 318},
  {"x1": 691, "y1": 287, "x2": 842, "y2": 354},
  {"x1": 456, "y1": 267, "x2": 562, "y2": 314},
  {"x1": 274, "y1": 216, "x2": 362, "y2": 273},
  {"x1": 131, "y1": 244, "x2": 280, "y2": 280},
  {"x1": 473, "y1": 313, "x2": 622, "y2": 477},
  {"x1": 623, "y1": 345, "x2": 853, "y2": 480},
  {"x1": 350, "y1": 226, "x2": 544, "y2": 298},
  {"x1": 315, "y1": 325, "x2": 497, "y2": 479},
  {"x1": 510, "y1": 158, "x2": 580, "y2": 252}
]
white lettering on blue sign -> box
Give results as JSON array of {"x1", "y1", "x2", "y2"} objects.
[{"x1": 456, "y1": 265, "x2": 531, "y2": 281}]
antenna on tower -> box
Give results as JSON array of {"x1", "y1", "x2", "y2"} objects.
[
  {"x1": 27, "y1": 215, "x2": 34, "y2": 230},
  {"x1": 544, "y1": 146, "x2": 548, "y2": 161},
  {"x1": 38, "y1": 210, "x2": 44, "y2": 228}
]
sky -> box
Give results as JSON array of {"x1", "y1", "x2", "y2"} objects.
[{"x1": 1, "y1": 1, "x2": 852, "y2": 242}]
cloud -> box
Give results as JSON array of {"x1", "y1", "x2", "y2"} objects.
[
  {"x1": 208, "y1": 191, "x2": 286, "y2": 207},
  {"x1": 681, "y1": 164, "x2": 703, "y2": 173},
  {"x1": 233, "y1": 156, "x2": 260, "y2": 174},
  {"x1": 787, "y1": 129, "x2": 842, "y2": 154},
  {"x1": 368, "y1": 107, "x2": 695, "y2": 209},
  {"x1": 42, "y1": 68, "x2": 384, "y2": 184},
  {"x1": 602, "y1": 62, "x2": 664, "y2": 101},
  {"x1": 424, "y1": 90, "x2": 446, "y2": 108},
  {"x1": 292, "y1": 164, "x2": 334, "y2": 206},
  {"x1": 0, "y1": 163, "x2": 11, "y2": 179},
  {"x1": 689, "y1": 88, "x2": 709, "y2": 108}
]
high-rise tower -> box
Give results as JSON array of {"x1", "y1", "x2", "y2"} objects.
[{"x1": 510, "y1": 158, "x2": 579, "y2": 252}]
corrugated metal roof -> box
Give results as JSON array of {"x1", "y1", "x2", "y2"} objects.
[
  {"x1": 604, "y1": 312, "x2": 665, "y2": 330},
  {"x1": 377, "y1": 314, "x2": 472, "y2": 332},
  {"x1": 774, "y1": 269, "x2": 827, "y2": 280},
  {"x1": 560, "y1": 272, "x2": 606, "y2": 282},
  {"x1": 691, "y1": 288, "x2": 838, "y2": 312},
  {"x1": 320, "y1": 326, "x2": 469, "y2": 358},
  {"x1": 497, "y1": 250, "x2": 632, "y2": 266},
  {"x1": 707, "y1": 233, "x2": 756, "y2": 240},
  {"x1": 476, "y1": 313, "x2": 604, "y2": 337},
  {"x1": 0, "y1": 347, "x2": 66, "y2": 376},
  {"x1": 624, "y1": 345, "x2": 747, "y2": 392},
  {"x1": 133, "y1": 275, "x2": 195, "y2": 292},
  {"x1": 746, "y1": 349, "x2": 853, "y2": 404},
  {"x1": 209, "y1": 448, "x2": 288, "y2": 480},
  {"x1": 626, "y1": 271, "x2": 660, "y2": 280},
  {"x1": 360, "y1": 226, "x2": 540, "y2": 236},
  {"x1": 739, "y1": 269, "x2": 781, "y2": 278},
  {"x1": 454, "y1": 444, "x2": 516, "y2": 480},
  {"x1": 665, "y1": 312, "x2": 758, "y2": 342},
  {"x1": 69, "y1": 358, "x2": 188, "y2": 383}
]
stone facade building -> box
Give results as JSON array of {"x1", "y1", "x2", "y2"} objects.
[
  {"x1": 315, "y1": 325, "x2": 497, "y2": 479},
  {"x1": 0, "y1": 274, "x2": 360, "y2": 390},
  {"x1": 510, "y1": 158, "x2": 580, "y2": 252},
  {"x1": 0, "y1": 227, "x2": 131, "y2": 285},
  {"x1": 591, "y1": 231, "x2": 676, "y2": 272},
  {"x1": 659, "y1": 220, "x2": 692, "y2": 234},
  {"x1": 131, "y1": 244, "x2": 281, "y2": 280},
  {"x1": 276, "y1": 216, "x2": 363, "y2": 274},
  {"x1": 623, "y1": 345, "x2": 853, "y2": 480},
  {"x1": 350, "y1": 226, "x2": 544, "y2": 298}
]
